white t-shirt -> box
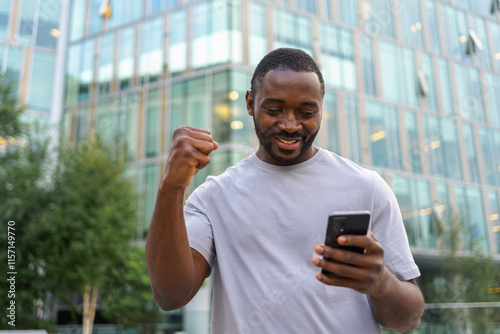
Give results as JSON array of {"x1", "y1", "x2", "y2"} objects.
[{"x1": 185, "y1": 149, "x2": 420, "y2": 334}]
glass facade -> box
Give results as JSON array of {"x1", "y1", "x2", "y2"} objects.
[
  {"x1": 0, "y1": 0, "x2": 60, "y2": 130},
  {"x1": 58, "y1": 0, "x2": 500, "y2": 332}
]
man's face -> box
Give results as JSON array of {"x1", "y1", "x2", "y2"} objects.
[{"x1": 246, "y1": 69, "x2": 323, "y2": 166}]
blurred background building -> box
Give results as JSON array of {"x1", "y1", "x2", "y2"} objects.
[
  {"x1": 0, "y1": 0, "x2": 60, "y2": 130},
  {"x1": 2, "y1": 0, "x2": 500, "y2": 332}
]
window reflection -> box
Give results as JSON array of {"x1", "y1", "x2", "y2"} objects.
[
  {"x1": 345, "y1": 97, "x2": 361, "y2": 164},
  {"x1": 421, "y1": 54, "x2": 437, "y2": 111},
  {"x1": 462, "y1": 123, "x2": 480, "y2": 183},
  {"x1": 29, "y1": 52, "x2": 55, "y2": 111},
  {"x1": 35, "y1": 1, "x2": 60, "y2": 49},
  {"x1": 405, "y1": 110, "x2": 422, "y2": 174},
  {"x1": 471, "y1": 15, "x2": 492, "y2": 68},
  {"x1": 338, "y1": 0, "x2": 357, "y2": 26},
  {"x1": 487, "y1": 192, "x2": 500, "y2": 253},
  {"x1": 379, "y1": 41, "x2": 418, "y2": 106},
  {"x1": 392, "y1": 176, "x2": 435, "y2": 248},
  {"x1": 360, "y1": 0, "x2": 394, "y2": 38},
  {"x1": 118, "y1": 26, "x2": 135, "y2": 90},
  {"x1": 169, "y1": 9, "x2": 187, "y2": 75},
  {"x1": 366, "y1": 101, "x2": 401, "y2": 170},
  {"x1": 454, "y1": 63, "x2": 485, "y2": 122},
  {"x1": 140, "y1": 17, "x2": 163, "y2": 84},
  {"x1": 478, "y1": 128, "x2": 500, "y2": 186},
  {"x1": 146, "y1": 88, "x2": 161, "y2": 158},
  {"x1": 0, "y1": 0, "x2": 11, "y2": 41},
  {"x1": 19, "y1": 0, "x2": 36, "y2": 44},
  {"x1": 323, "y1": 92, "x2": 338, "y2": 154},
  {"x1": 484, "y1": 73, "x2": 500, "y2": 127},
  {"x1": 442, "y1": 5, "x2": 470, "y2": 62},
  {"x1": 320, "y1": 23, "x2": 356, "y2": 91},
  {"x1": 424, "y1": 115, "x2": 462, "y2": 180},
  {"x1": 191, "y1": 0, "x2": 242, "y2": 70},
  {"x1": 249, "y1": 1, "x2": 267, "y2": 67},
  {"x1": 98, "y1": 32, "x2": 114, "y2": 96},
  {"x1": 437, "y1": 58, "x2": 454, "y2": 115},
  {"x1": 491, "y1": 22, "x2": 500, "y2": 71},
  {"x1": 400, "y1": 0, "x2": 423, "y2": 48},
  {"x1": 274, "y1": 9, "x2": 312, "y2": 54},
  {"x1": 425, "y1": 0, "x2": 440, "y2": 53},
  {"x1": 454, "y1": 186, "x2": 488, "y2": 253}
]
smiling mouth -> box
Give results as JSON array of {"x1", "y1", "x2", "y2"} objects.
[{"x1": 277, "y1": 138, "x2": 299, "y2": 145}]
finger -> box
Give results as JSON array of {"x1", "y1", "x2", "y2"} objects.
[
  {"x1": 337, "y1": 234, "x2": 383, "y2": 255},
  {"x1": 316, "y1": 244, "x2": 364, "y2": 266},
  {"x1": 315, "y1": 272, "x2": 368, "y2": 292},
  {"x1": 191, "y1": 138, "x2": 217, "y2": 155},
  {"x1": 312, "y1": 256, "x2": 369, "y2": 280}
]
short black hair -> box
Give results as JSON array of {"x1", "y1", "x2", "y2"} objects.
[{"x1": 250, "y1": 48, "x2": 325, "y2": 98}]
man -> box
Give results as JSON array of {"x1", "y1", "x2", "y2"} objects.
[{"x1": 146, "y1": 48, "x2": 425, "y2": 333}]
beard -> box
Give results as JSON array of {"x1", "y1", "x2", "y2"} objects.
[{"x1": 252, "y1": 115, "x2": 319, "y2": 165}]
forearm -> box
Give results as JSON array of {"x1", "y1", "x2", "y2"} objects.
[
  {"x1": 146, "y1": 183, "x2": 196, "y2": 310},
  {"x1": 369, "y1": 269, "x2": 424, "y2": 333}
]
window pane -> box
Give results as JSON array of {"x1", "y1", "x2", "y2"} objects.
[
  {"x1": 415, "y1": 180, "x2": 434, "y2": 248},
  {"x1": 98, "y1": 32, "x2": 114, "y2": 96},
  {"x1": 324, "y1": 92, "x2": 338, "y2": 153},
  {"x1": 491, "y1": 22, "x2": 500, "y2": 71},
  {"x1": 400, "y1": 0, "x2": 423, "y2": 48},
  {"x1": 360, "y1": 35, "x2": 376, "y2": 96},
  {"x1": 69, "y1": 0, "x2": 86, "y2": 42},
  {"x1": 36, "y1": 1, "x2": 60, "y2": 49},
  {"x1": 425, "y1": 0, "x2": 440, "y2": 53},
  {"x1": 296, "y1": 0, "x2": 316, "y2": 14},
  {"x1": 479, "y1": 128, "x2": 499, "y2": 186},
  {"x1": 454, "y1": 186, "x2": 488, "y2": 253},
  {"x1": 345, "y1": 97, "x2": 360, "y2": 164},
  {"x1": 421, "y1": 53, "x2": 437, "y2": 111},
  {"x1": 392, "y1": 176, "x2": 416, "y2": 246},
  {"x1": 144, "y1": 164, "x2": 158, "y2": 228},
  {"x1": 151, "y1": 0, "x2": 178, "y2": 14},
  {"x1": 437, "y1": 58, "x2": 454, "y2": 115},
  {"x1": 274, "y1": 9, "x2": 312, "y2": 54},
  {"x1": 471, "y1": 15, "x2": 491, "y2": 69},
  {"x1": 338, "y1": 0, "x2": 357, "y2": 26},
  {"x1": 5, "y1": 47, "x2": 24, "y2": 94},
  {"x1": 454, "y1": 63, "x2": 485, "y2": 122},
  {"x1": 29, "y1": 52, "x2": 56, "y2": 111},
  {"x1": 140, "y1": 17, "x2": 163, "y2": 84},
  {"x1": 64, "y1": 44, "x2": 81, "y2": 105},
  {"x1": 0, "y1": 0, "x2": 11, "y2": 41},
  {"x1": 424, "y1": 115, "x2": 462, "y2": 180},
  {"x1": 19, "y1": 0, "x2": 36, "y2": 44},
  {"x1": 79, "y1": 39, "x2": 94, "y2": 101},
  {"x1": 379, "y1": 41, "x2": 418, "y2": 106},
  {"x1": 484, "y1": 73, "x2": 500, "y2": 127},
  {"x1": 487, "y1": 191, "x2": 500, "y2": 253},
  {"x1": 146, "y1": 88, "x2": 160, "y2": 158},
  {"x1": 118, "y1": 26, "x2": 135, "y2": 90},
  {"x1": 249, "y1": 1, "x2": 267, "y2": 67},
  {"x1": 441, "y1": 5, "x2": 470, "y2": 62},
  {"x1": 462, "y1": 123, "x2": 480, "y2": 183},
  {"x1": 171, "y1": 76, "x2": 208, "y2": 137},
  {"x1": 405, "y1": 110, "x2": 422, "y2": 173},
  {"x1": 366, "y1": 101, "x2": 401, "y2": 170},
  {"x1": 360, "y1": 0, "x2": 394, "y2": 38},
  {"x1": 169, "y1": 9, "x2": 187, "y2": 74},
  {"x1": 320, "y1": 23, "x2": 356, "y2": 91}
]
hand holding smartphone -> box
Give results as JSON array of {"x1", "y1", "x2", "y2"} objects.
[{"x1": 321, "y1": 211, "x2": 370, "y2": 278}]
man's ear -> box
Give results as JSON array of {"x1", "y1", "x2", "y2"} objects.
[{"x1": 245, "y1": 90, "x2": 254, "y2": 116}]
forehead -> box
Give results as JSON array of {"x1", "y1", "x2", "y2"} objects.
[{"x1": 257, "y1": 69, "x2": 322, "y2": 102}]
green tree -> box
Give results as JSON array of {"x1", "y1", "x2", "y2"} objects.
[
  {"x1": 0, "y1": 68, "x2": 53, "y2": 329},
  {"x1": 28, "y1": 138, "x2": 139, "y2": 334},
  {"x1": 0, "y1": 69, "x2": 25, "y2": 139},
  {"x1": 101, "y1": 246, "x2": 162, "y2": 334},
  {"x1": 420, "y1": 215, "x2": 500, "y2": 334}
]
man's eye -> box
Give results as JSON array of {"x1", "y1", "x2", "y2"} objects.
[
  {"x1": 266, "y1": 108, "x2": 282, "y2": 113},
  {"x1": 300, "y1": 111, "x2": 317, "y2": 117}
]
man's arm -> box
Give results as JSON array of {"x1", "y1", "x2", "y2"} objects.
[
  {"x1": 146, "y1": 126, "x2": 218, "y2": 311},
  {"x1": 312, "y1": 232, "x2": 425, "y2": 333}
]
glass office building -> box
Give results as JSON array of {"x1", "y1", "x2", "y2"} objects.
[
  {"x1": 0, "y1": 0, "x2": 60, "y2": 130},
  {"x1": 59, "y1": 0, "x2": 500, "y2": 332}
]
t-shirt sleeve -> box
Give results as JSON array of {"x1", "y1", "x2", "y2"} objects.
[
  {"x1": 369, "y1": 173, "x2": 421, "y2": 281},
  {"x1": 184, "y1": 181, "x2": 216, "y2": 268}
]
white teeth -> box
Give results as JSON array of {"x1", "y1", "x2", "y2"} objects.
[{"x1": 278, "y1": 138, "x2": 298, "y2": 144}]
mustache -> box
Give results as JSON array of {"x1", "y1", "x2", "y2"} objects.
[{"x1": 272, "y1": 131, "x2": 305, "y2": 140}]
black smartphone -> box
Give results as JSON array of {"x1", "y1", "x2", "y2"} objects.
[{"x1": 321, "y1": 211, "x2": 370, "y2": 278}]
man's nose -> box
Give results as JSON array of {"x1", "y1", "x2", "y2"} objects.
[{"x1": 278, "y1": 112, "x2": 302, "y2": 133}]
